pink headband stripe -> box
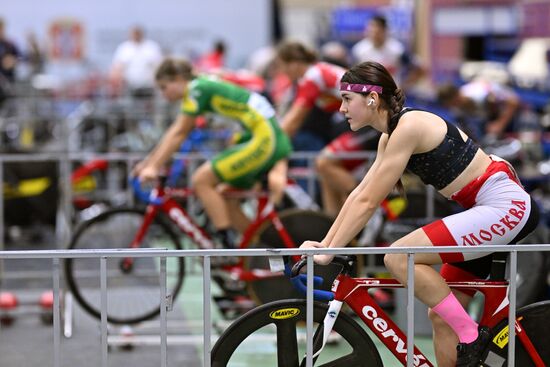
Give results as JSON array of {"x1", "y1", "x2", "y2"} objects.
[{"x1": 340, "y1": 82, "x2": 383, "y2": 94}]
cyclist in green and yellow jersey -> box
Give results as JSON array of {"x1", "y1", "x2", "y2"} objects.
[{"x1": 134, "y1": 58, "x2": 292, "y2": 248}]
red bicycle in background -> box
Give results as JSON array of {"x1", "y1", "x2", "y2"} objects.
[{"x1": 63, "y1": 174, "x2": 340, "y2": 324}]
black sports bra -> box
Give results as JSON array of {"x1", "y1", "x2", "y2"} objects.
[{"x1": 393, "y1": 108, "x2": 479, "y2": 190}]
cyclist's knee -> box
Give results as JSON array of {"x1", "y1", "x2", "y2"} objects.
[
  {"x1": 315, "y1": 154, "x2": 331, "y2": 174},
  {"x1": 192, "y1": 165, "x2": 217, "y2": 188},
  {"x1": 383, "y1": 252, "x2": 407, "y2": 274}
]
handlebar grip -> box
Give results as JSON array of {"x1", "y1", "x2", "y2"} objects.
[
  {"x1": 290, "y1": 275, "x2": 334, "y2": 301},
  {"x1": 130, "y1": 177, "x2": 162, "y2": 205},
  {"x1": 290, "y1": 257, "x2": 308, "y2": 278},
  {"x1": 287, "y1": 258, "x2": 334, "y2": 301}
]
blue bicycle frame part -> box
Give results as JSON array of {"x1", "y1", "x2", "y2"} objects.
[{"x1": 286, "y1": 258, "x2": 335, "y2": 301}]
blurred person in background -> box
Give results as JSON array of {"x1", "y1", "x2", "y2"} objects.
[
  {"x1": 24, "y1": 32, "x2": 45, "y2": 76},
  {"x1": 109, "y1": 25, "x2": 163, "y2": 99},
  {"x1": 0, "y1": 17, "x2": 20, "y2": 107},
  {"x1": 351, "y1": 14, "x2": 424, "y2": 93},
  {"x1": 437, "y1": 78, "x2": 520, "y2": 142},
  {"x1": 133, "y1": 58, "x2": 292, "y2": 248},
  {"x1": 196, "y1": 39, "x2": 226, "y2": 72},
  {"x1": 273, "y1": 41, "x2": 380, "y2": 216},
  {"x1": 320, "y1": 40, "x2": 350, "y2": 69}
]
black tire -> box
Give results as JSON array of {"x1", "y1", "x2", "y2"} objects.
[
  {"x1": 515, "y1": 251, "x2": 549, "y2": 307},
  {"x1": 485, "y1": 301, "x2": 550, "y2": 366},
  {"x1": 64, "y1": 208, "x2": 185, "y2": 324},
  {"x1": 245, "y1": 209, "x2": 344, "y2": 304},
  {"x1": 515, "y1": 227, "x2": 550, "y2": 307},
  {"x1": 211, "y1": 299, "x2": 383, "y2": 367}
]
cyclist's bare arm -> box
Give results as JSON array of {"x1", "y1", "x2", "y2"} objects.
[
  {"x1": 320, "y1": 133, "x2": 387, "y2": 247},
  {"x1": 136, "y1": 114, "x2": 196, "y2": 181},
  {"x1": 267, "y1": 159, "x2": 289, "y2": 205},
  {"x1": 306, "y1": 123, "x2": 417, "y2": 264},
  {"x1": 280, "y1": 103, "x2": 310, "y2": 137}
]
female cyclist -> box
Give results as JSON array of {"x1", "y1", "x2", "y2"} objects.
[
  {"x1": 300, "y1": 61, "x2": 539, "y2": 367},
  {"x1": 134, "y1": 58, "x2": 292, "y2": 248}
]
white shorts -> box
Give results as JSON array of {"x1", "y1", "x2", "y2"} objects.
[{"x1": 422, "y1": 159, "x2": 536, "y2": 262}]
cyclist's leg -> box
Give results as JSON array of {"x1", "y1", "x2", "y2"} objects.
[
  {"x1": 225, "y1": 195, "x2": 251, "y2": 233},
  {"x1": 428, "y1": 257, "x2": 491, "y2": 367},
  {"x1": 429, "y1": 289, "x2": 473, "y2": 367},
  {"x1": 192, "y1": 162, "x2": 230, "y2": 230},
  {"x1": 384, "y1": 226, "x2": 487, "y2": 367}
]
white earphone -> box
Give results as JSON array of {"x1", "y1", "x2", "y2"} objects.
[{"x1": 367, "y1": 98, "x2": 375, "y2": 106}]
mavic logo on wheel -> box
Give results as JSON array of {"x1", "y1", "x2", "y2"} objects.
[
  {"x1": 493, "y1": 326, "x2": 509, "y2": 349},
  {"x1": 269, "y1": 308, "x2": 300, "y2": 320}
]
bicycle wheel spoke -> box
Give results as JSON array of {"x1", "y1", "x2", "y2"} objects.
[{"x1": 276, "y1": 320, "x2": 299, "y2": 367}]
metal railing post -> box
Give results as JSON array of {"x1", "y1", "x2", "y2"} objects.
[
  {"x1": 52, "y1": 258, "x2": 61, "y2": 367},
  {"x1": 160, "y1": 256, "x2": 167, "y2": 367},
  {"x1": 203, "y1": 256, "x2": 211, "y2": 367},
  {"x1": 100, "y1": 257, "x2": 108, "y2": 367},
  {"x1": 306, "y1": 255, "x2": 314, "y2": 367},
  {"x1": 406, "y1": 253, "x2": 415, "y2": 367},
  {"x1": 508, "y1": 250, "x2": 518, "y2": 366}
]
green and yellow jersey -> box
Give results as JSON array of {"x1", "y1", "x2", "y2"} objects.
[{"x1": 180, "y1": 76, "x2": 291, "y2": 188}]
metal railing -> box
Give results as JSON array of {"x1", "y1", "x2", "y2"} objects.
[{"x1": 1, "y1": 244, "x2": 550, "y2": 367}]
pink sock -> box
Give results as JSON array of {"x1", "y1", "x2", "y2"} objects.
[{"x1": 432, "y1": 292, "x2": 478, "y2": 343}]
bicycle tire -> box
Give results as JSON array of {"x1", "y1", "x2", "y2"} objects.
[
  {"x1": 64, "y1": 207, "x2": 185, "y2": 324},
  {"x1": 485, "y1": 300, "x2": 550, "y2": 366},
  {"x1": 211, "y1": 299, "x2": 383, "y2": 367},
  {"x1": 245, "y1": 209, "x2": 342, "y2": 304}
]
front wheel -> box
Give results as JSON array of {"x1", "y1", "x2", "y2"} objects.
[
  {"x1": 486, "y1": 301, "x2": 550, "y2": 366},
  {"x1": 211, "y1": 299, "x2": 383, "y2": 367},
  {"x1": 64, "y1": 207, "x2": 185, "y2": 324}
]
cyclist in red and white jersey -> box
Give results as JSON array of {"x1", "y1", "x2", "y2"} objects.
[{"x1": 274, "y1": 41, "x2": 380, "y2": 215}]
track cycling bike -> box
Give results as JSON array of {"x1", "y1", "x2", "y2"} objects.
[
  {"x1": 63, "y1": 166, "x2": 339, "y2": 325},
  {"x1": 212, "y1": 255, "x2": 550, "y2": 366}
]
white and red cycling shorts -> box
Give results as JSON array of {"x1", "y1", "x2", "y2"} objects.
[{"x1": 422, "y1": 158, "x2": 537, "y2": 263}]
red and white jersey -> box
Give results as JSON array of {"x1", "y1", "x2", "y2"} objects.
[{"x1": 294, "y1": 62, "x2": 346, "y2": 113}]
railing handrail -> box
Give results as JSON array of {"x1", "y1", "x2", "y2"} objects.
[{"x1": 1, "y1": 243, "x2": 549, "y2": 259}]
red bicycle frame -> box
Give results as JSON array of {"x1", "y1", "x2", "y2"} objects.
[
  {"x1": 331, "y1": 274, "x2": 546, "y2": 367},
  {"x1": 122, "y1": 184, "x2": 300, "y2": 282}
]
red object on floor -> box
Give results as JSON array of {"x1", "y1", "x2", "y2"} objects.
[
  {"x1": 39, "y1": 291, "x2": 54, "y2": 309},
  {"x1": 0, "y1": 292, "x2": 18, "y2": 309}
]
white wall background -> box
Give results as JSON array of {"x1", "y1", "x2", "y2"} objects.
[{"x1": 0, "y1": 0, "x2": 272, "y2": 73}]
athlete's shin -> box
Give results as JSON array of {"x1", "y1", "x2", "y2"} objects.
[{"x1": 432, "y1": 292, "x2": 478, "y2": 344}]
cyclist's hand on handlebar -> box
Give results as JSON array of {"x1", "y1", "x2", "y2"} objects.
[
  {"x1": 136, "y1": 164, "x2": 160, "y2": 184},
  {"x1": 300, "y1": 240, "x2": 334, "y2": 266}
]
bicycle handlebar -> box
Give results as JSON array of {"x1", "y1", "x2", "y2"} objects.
[
  {"x1": 287, "y1": 255, "x2": 358, "y2": 302},
  {"x1": 130, "y1": 177, "x2": 163, "y2": 205}
]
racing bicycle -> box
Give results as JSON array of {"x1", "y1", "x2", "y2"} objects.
[
  {"x1": 63, "y1": 174, "x2": 340, "y2": 325},
  {"x1": 212, "y1": 255, "x2": 550, "y2": 366}
]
